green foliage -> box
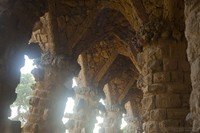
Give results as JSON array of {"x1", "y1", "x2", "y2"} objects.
[{"x1": 11, "y1": 73, "x2": 35, "y2": 123}]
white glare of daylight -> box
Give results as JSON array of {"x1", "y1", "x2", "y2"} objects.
[
  {"x1": 99, "y1": 99, "x2": 105, "y2": 105},
  {"x1": 93, "y1": 116, "x2": 104, "y2": 133},
  {"x1": 12, "y1": 56, "x2": 128, "y2": 133},
  {"x1": 20, "y1": 55, "x2": 36, "y2": 74},
  {"x1": 9, "y1": 55, "x2": 35, "y2": 120},
  {"x1": 62, "y1": 98, "x2": 75, "y2": 124},
  {"x1": 9, "y1": 107, "x2": 18, "y2": 119},
  {"x1": 72, "y1": 78, "x2": 77, "y2": 87},
  {"x1": 121, "y1": 114, "x2": 128, "y2": 129}
]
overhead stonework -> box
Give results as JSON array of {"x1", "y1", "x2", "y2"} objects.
[{"x1": 0, "y1": 0, "x2": 199, "y2": 133}]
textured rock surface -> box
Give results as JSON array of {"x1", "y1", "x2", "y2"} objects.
[
  {"x1": 123, "y1": 89, "x2": 143, "y2": 133},
  {"x1": 23, "y1": 52, "x2": 80, "y2": 133},
  {"x1": 138, "y1": 39, "x2": 192, "y2": 133},
  {"x1": 0, "y1": 0, "x2": 198, "y2": 133},
  {"x1": 185, "y1": 0, "x2": 200, "y2": 132}
]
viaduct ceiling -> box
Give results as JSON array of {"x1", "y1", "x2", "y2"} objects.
[{"x1": 29, "y1": 0, "x2": 185, "y2": 105}]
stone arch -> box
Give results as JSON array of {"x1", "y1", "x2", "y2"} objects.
[
  {"x1": 71, "y1": 7, "x2": 142, "y2": 59},
  {"x1": 98, "y1": 55, "x2": 140, "y2": 132},
  {"x1": 0, "y1": 1, "x2": 198, "y2": 133}
]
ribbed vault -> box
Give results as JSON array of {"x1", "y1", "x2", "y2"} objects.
[{"x1": 0, "y1": 0, "x2": 198, "y2": 133}]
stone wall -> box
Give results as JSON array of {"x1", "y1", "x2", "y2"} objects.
[
  {"x1": 185, "y1": 0, "x2": 200, "y2": 132},
  {"x1": 138, "y1": 39, "x2": 192, "y2": 133}
]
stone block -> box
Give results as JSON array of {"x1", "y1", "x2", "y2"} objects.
[
  {"x1": 143, "y1": 121, "x2": 160, "y2": 133},
  {"x1": 163, "y1": 58, "x2": 178, "y2": 71},
  {"x1": 142, "y1": 95, "x2": 156, "y2": 110},
  {"x1": 150, "y1": 109, "x2": 166, "y2": 121},
  {"x1": 159, "y1": 120, "x2": 191, "y2": 132},
  {"x1": 156, "y1": 94, "x2": 181, "y2": 108},
  {"x1": 147, "y1": 83, "x2": 166, "y2": 94},
  {"x1": 191, "y1": 58, "x2": 200, "y2": 87},
  {"x1": 167, "y1": 109, "x2": 189, "y2": 119},
  {"x1": 153, "y1": 72, "x2": 170, "y2": 83},
  {"x1": 159, "y1": 120, "x2": 181, "y2": 128},
  {"x1": 167, "y1": 83, "x2": 191, "y2": 94}
]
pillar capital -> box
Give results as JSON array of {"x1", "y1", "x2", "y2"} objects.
[{"x1": 74, "y1": 86, "x2": 100, "y2": 101}]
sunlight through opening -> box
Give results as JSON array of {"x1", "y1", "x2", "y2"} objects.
[
  {"x1": 10, "y1": 56, "x2": 129, "y2": 132},
  {"x1": 9, "y1": 55, "x2": 35, "y2": 125},
  {"x1": 121, "y1": 114, "x2": 128, "y2": 129}
]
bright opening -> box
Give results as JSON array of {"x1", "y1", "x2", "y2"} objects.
[
  {"x1": 121, "y1": 114, "x2": 128, "y2": 129},
  {"x1": 9, "y1": 55, "x2": 36, "y2": 125},
  {"x1": 62, "y1": 79, "x2": 76, "y2": 133},
  {"x1": 10, "y1": 55, "x2": 129, "y2": 132},
  {"x1": 93, "y1": 99, "x2": 105, "y2": 133},
  {"x1": 20, "y1": 55, "x2": 36, "y2": 74}
]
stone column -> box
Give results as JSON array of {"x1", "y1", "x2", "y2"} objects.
[
  {"x1": 100, "y1": 104, "x2": 122, "y2": 133},
  {"x1": 138, "y1": 39, "x2": 192, "y2": 133},
  {"x1": 124, "y1": 101, "x2": 142, "y2": 133},
  {"x1": 185, "y1": 0, "x2": 200, "y2": 132},
  {"x1": 65, "y1": 86, "x2": 100, "y2": 133},
  {"x1": 23, "y1": 52, "x2": 80, "y2": 133},
  {"x1": 99, "y1": 84, "x2": 123, "y2": 133}
]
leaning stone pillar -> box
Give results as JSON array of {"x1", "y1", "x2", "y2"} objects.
[
  {"x1": 138, "y1": 39, "x2": 192, "y2": 132},
  {"x1": 65, "y1": 86, "x2": 100, "y2": 133},
  {"x1": 23, "y1": 52, "x2": 80, "y2": 133},
  {"x1": 100, "y1": 103, "x2": 122, "y2": 133},
  {"x1": 124, "y1": 101, "x2": 142, "y2": 133},
  {"x1": 185, "y1": 0, "x2": 200, "y2": 132}
]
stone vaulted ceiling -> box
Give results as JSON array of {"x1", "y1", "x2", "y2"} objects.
[
  {"x1": 1, "y1": 0, "x2": 197, "y2": 133},
  {"x1": 29, "y1": 0, "x2": 186, "y2": 109}
]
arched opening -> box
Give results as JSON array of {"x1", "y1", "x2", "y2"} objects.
[
  {"x1": 0, "y1": 1, "x2": 197, "y2": 133},
  {"x1": 9, "y1": 56, "x2": 36, "y2": 126}
]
